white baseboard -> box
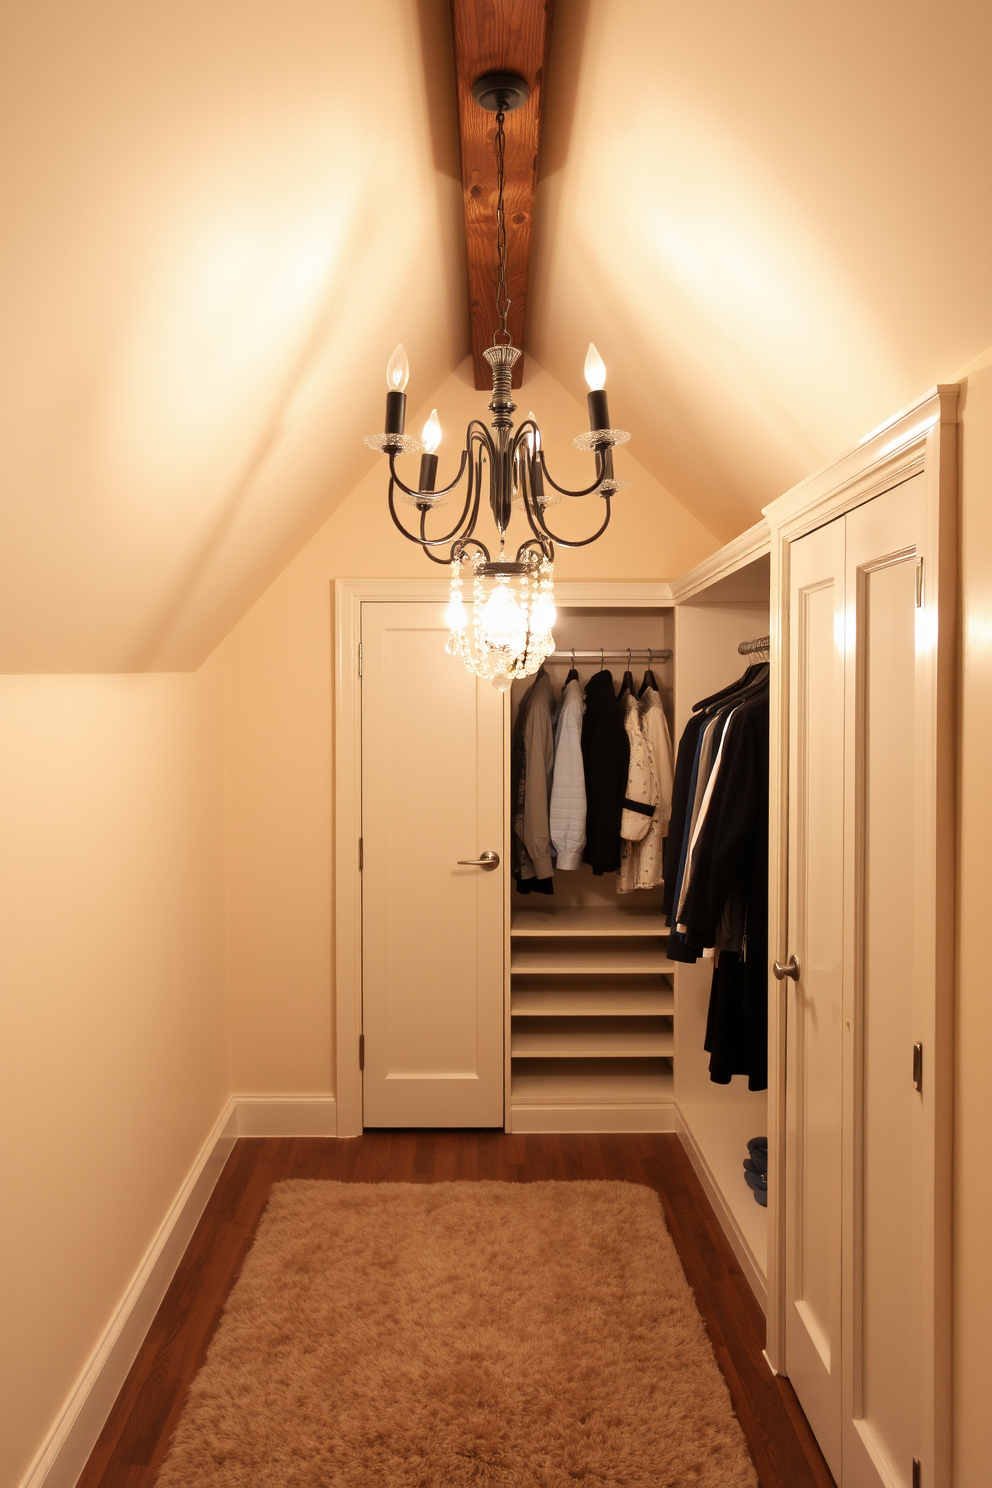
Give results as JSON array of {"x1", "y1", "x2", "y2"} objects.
[
  {"x1": 509, "y1": 1103, "x2": 676, "y2": 1134},
  {"x1": 674, "y1": 1103, "x2": 768, "y2": 1311},
  {"x1": 21, "y1": 1096, "x2": 239, "y2": 1488},
  {"x1": 235, "y1": 1095, "x2": 337, "y2": 1137},
  {"x1": 21, "y1": 1092, "x2": 338, "y2": 1488}
]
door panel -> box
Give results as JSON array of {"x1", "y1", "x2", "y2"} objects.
[
  {"x1": 843, "y1": 478, "x2": 923, "y2": 1488},
  {"x1": 786, "y1": 515, "x2": 847, "y2": 1480},
  {"x1": 361, "y1": 602, "x2": 504, "y2": 1127}
]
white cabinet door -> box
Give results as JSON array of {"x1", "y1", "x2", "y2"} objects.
[
  {"x1": 360, "y1": 601, "x2": 505, "y2": 1127},
  {"x1": 786, "y1": 474, "x2": 928, "y2": 1487},
  {"x1": 786, "y1": 512, "x2": 847, "y2": 1481},
  {"x1": 841, "y1": 478, "x2": 924, "y2": 1488}
]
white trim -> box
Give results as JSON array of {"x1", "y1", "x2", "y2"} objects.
[
  {"x1": 762, "y1": 387, "x2": 954, "y2": 535},
  {"x1": 19, "y1": 1091, "x2": 341, "y2": 1488},
  {"x1": 510, "y1": 1103, "x2": 676, "y2": 1134},
  {"x1": 334, "y1": 577, "x2": 676, "y2": 1140},
  {"x1": 674, "y1": 1105, "x2": 768, "y2": 1311},
  {"x1": 234, "y1": 1096, "x2": 337, "y2": 1137},
  {"x1": 669, "y1": 520, "x2": 770, "y2": 603},
  {"x1": 20, "y1": 1097, "x2": 239, "y2": 1488}
]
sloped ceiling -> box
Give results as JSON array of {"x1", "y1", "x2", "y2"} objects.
[{"x1": 2, "y1": 0, "x2": 991, "y2": 669}]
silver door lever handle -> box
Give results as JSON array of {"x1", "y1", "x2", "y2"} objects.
[
  {"x1": 773, "y1": 954, "x2": 801, "y2": 981},
  {"x1": 456, "y1": 850, "x2": 500, "y2": 870}
]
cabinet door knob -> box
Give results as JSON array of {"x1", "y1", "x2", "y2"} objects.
[
  {"x1": 773, "y1": 954, "x2": 801, "y2": 981},
  {"x1": 456, "y1": 850, "x2": 500, "y2": 870}
]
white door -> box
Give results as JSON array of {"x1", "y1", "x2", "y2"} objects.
[
  {"x1": 785, "y1": 512, "x2": 847, "y2": 1481},
  {"x1": 360, "y1": 601, "x2": 505, "y2": 1127},
  {"x1": 785, "y1": 475, "x2": 928, "y2": 1487},
  {"x1": 841, "y1": 479, "x2": 924, "y2": 1488}
]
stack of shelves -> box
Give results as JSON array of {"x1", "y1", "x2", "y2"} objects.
[{"x1": 508, "y1": 904, "x2": 675, "y2": 1130}]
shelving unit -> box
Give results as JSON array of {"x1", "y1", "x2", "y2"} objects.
[
  {"x1": 505, "y1": 595, "x2": 676, "y2": 1134},
  {"x1": 669, "y1": 526, "x2": 771, "y2": 1307}
]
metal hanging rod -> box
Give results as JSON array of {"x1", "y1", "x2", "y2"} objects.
[
  {"x1": 546, "y1": 647, "x2": 672, "y2": 664},
  {"x1": 738, "y1": 635, "x2": 770, "y2": 655}
]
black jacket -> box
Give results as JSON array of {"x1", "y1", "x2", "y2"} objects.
[
  {"x1": 580, "y1": 670, "x2": 630, "y2": 875},
  {"x1": 679, "y1": 692, "x2": 769, "y2": 1090}
]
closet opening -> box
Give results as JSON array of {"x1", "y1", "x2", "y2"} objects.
[
  {"x1": 670, "y1": 549, "x2": 771, "y2": 1309},
  {"x1": 507, "y1": 602, "x2": 676, "y2": 1134}
]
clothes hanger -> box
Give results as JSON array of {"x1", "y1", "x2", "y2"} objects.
[
  {"x1": 691, "y1": 663, "x2": 764, "y2": 713},
  {"x1": 619, "y1": 648, "x2": 635, "y2": 698},
  {"x1": 638, "y1": 647, "x2": 659, "y2": 697},
  {"x1": 565, "y1": 647, "x2": 579, "y2": 684},
  {"x1": 697, "y1": 661, "x2": 769, "y2": 718}
]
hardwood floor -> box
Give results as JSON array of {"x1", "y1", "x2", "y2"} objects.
[{"x1": 77, "y1": 1132, "x2": 835, "y2": 1488}]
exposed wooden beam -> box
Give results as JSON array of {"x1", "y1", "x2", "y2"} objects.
[{"x1": 450, "y1": 0, "x2": 554, "y2": 390}]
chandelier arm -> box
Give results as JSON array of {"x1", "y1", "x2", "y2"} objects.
[
  {"x1": 386, "y1": 478, "x2": 441, "y2": 545},
  {"x1": 537, "y1": 447, "x2": 606, "y2": 498},
  {"x1": 516, "y1": 535, "x2": 555, "y2": 563},
  {"x1": 412, "y1": 447, "x2": 479, "y2": 547},
  {"x1": 387, "y1": 447, "x2": 470, "y2": 502},
  {"x1": 524, "y1": 489, "x2": 614, "y2": 548},
  {"x1": 510, "y1": 421, "x2": 541, "y2": 458},
  {"x1": 416, "y1": 528, "x2": 457, "y2": 565},
  {"x1": 453, "y1": 537, "x2": 491, "y2": 563}
]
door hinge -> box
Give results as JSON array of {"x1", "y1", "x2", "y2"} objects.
[
  {"x1": 916, "y1": 557, "x2": 924, "y2": 608},
  {"x1": 358, "y1": 837, "x2": 363, "y2": 871},
  {"x1": 359, "y1": 1033, "x2": 365, "y2": 1071},
  {"x1": 913, "y1": 1041, "x2": 923, "y2": 1092},
  {"x1": 913, "y1": 1457, "x2": 921, "y2": 1488},
  {"x1": 358, "y1": 641, "x2": 363, "y2": 676}
]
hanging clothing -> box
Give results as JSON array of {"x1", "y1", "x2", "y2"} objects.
[
  {"x1": 511, "y1": 670, "x2": 557, "y2": 893},
  {"x1": 617, "y1": 692, "x2": 657, "y2": 894},
  {"x1": 629, "y1": 686, "x2": 674, "y2": 892},
  {"x1": 665, "y1": 677, "x2": 769, "y2": 1090},
  {"x1": 549, "y1": 676, "x2": 586, "y2": 870},
  {"x1": 639, "y1": 686, "x2": 674, "y2": 833},
  {"x1": 580, "y1": 670, "x2": 630, "y2": 876}
]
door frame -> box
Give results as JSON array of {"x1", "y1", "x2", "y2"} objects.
[
  {"x1": 763, "y1": 387, "x2": 958, "y2": 1483},
  {"x1": 334, "y1": 579, "x2": 673, "y2": 1138}
]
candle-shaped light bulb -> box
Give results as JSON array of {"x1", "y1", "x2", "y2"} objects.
[
  {"x1": 417, "y1": 408, "x2": 441, "y2": 492},
  {"x1": 584, "y1": 344, "x2": 611, "y2": 432},
  {"x1": 527, "y1": 410, "x2": 546, "y2": 504},
  {"x1": 584, "y1": 343, "x2": 607, "y2": 391},
  {"x1": 383, "y1": 344, "x2": 409, "y2": 439},
  {"x1": 386, "y1": 344, "x2": 410, "y2": 392}
]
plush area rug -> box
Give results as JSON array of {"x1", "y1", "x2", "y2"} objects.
[{"x1": 156, "y1": 1180, "x2": 757, "y2": 1487}]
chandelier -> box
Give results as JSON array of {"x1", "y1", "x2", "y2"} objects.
[{"x1": 364, "y1": 72, "x2": 630, "y2": 690}]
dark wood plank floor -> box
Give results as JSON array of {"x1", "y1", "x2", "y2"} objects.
[{"x1": 78, "y1": 1132, "x2": 835, "y2": 1488}]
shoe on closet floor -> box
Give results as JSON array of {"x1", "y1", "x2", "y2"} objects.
[{"x1": 744, "y1": 1168, "x2": 768, "y2": 1207}]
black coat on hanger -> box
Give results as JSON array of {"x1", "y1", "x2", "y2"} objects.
[{"x1": 580, "y1": 670, "x2": 630, "y2": 875}]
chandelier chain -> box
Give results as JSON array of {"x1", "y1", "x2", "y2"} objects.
[{"x1": 493, "y1": 107, "x2": 511, "y2": 344}]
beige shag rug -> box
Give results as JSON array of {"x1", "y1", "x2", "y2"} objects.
[{"x1": 157, "y1": 1180, "x2": 757, "y2": 1487}]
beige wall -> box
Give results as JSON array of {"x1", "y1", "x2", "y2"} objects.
[
  {"x1": 953, "y1": 345, "x2": 992, "y2": 1485},
  {"x1": 0, "y1": 661, "x2": 227, "y2": 1488},
  {"x1": 222, "y1": 357, "x2": 718, "y2": 1094}
]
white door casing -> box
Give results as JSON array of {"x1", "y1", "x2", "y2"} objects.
[
  {"x1": 360, "y1": 601, "x2": 505, "y2": 1128},
  {"x1": 785, "y1": 513, "x2": 847, "y2": 1480}
]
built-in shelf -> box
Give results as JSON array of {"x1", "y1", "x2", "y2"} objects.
[
  {"x1": 511, "y1": 939, "x2": 672, "y2": 976},
  {"x1": 511, "y1": 905, "x2": 666, "y2": 938},
  {"x1": 511, "y1": 1016, "x2": 673, "y2": 1058},
  {"x1": 678, "y1": 1102, "x2": 767, "y2": 1282},
  {"x1": 511, "y1": 1057, "x2": 674, "y2": 1105},
  {"x1": 511, "y1": 980, "x2": 674, "y2": 1017}
]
